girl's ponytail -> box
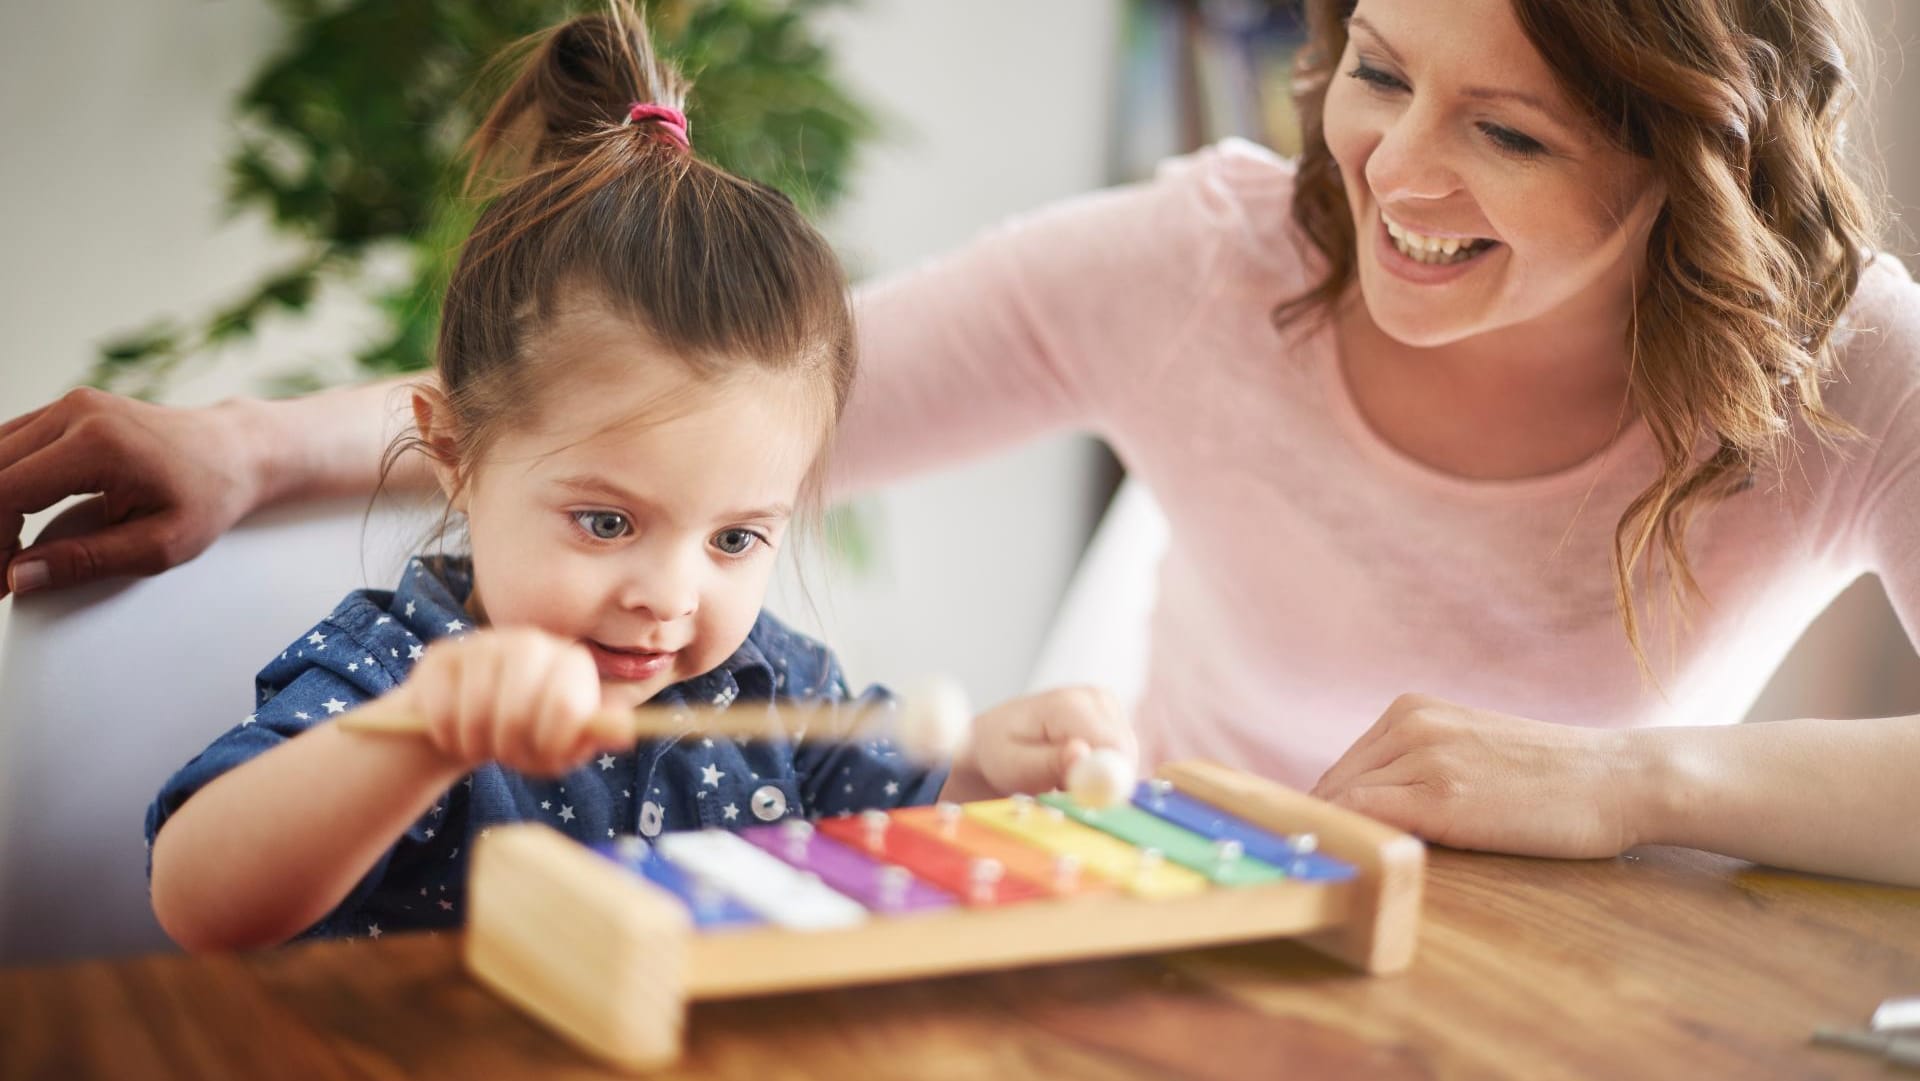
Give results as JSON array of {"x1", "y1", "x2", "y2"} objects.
[{"x1": 465, "y1": 2, "x2": 690, "y2": 191}]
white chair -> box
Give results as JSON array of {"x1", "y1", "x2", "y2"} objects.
[
  {"x1": 0, "y1": 496, "x2": 429, "y2": 964},
  {"x1": 1025, "y1": 478, "x2": 1169, "y2": 709}
]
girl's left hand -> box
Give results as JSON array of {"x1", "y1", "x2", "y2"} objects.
[
  {"x1": 939, "y1": 686, "x2": 1139, "y2": 803},
  {"x1": 1309, "y1": 693, "x2": 1643, "y2": 859}
]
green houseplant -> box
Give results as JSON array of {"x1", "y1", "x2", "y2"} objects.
[{"x1": 90, "y1": 0, "x2": 877, "y2": 399}]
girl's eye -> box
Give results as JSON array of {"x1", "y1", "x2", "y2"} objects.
[
  {"x1": 1479, "y1": 123, "x2": 1546, "y2": 157},
  {"x1": 1346, "y1": 62, "x2": 1408, "y2": 94},
  {"x1": 572, "y1": 510, "x2": 631, "y2": 540},
  {"x1": 712, "y1": 528, "x2": 761, "y2": 556}
]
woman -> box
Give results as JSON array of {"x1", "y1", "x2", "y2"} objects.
[{"x1": 5, "y1": 0, "x2": 1918, "y2": 884}]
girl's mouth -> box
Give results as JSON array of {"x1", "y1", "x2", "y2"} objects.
[{"x1": 586, "y1": 640, "x2": 676, "y2": 682}]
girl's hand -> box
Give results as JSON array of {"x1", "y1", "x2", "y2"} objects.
[
  {"x1": 385, "y1": 627, "x2": 633, "y2": 778},
  {"x1": 1310, "y1": 693, "x2": 1642, "y2": 859},
  {"x1": 940, "y1": 686, "x2": 1139, "y2": 802}
]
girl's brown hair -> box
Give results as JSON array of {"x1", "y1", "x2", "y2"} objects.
[
  {"x1": 1284, "y1": 0, "x2": 1879, "y2": 668},
  {"x1": 389, "y1": 1, "x2": 854, "y2": 510}
]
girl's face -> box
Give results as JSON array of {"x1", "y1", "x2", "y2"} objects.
[
  {"x1": 1321, "y1": 0, "x2": 1665, "y2": 348},
  {"x1": 440, "y1": 306, "x2": 825, "y2": 710}
]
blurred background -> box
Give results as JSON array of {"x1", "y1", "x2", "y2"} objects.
[{"x1": 2, "y1": 0, "x2": 1918, "y2": 722}]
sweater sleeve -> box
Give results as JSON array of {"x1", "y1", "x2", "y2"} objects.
[{"x1": 830, "y1": 144, "x2": 1282, "y2": 494}]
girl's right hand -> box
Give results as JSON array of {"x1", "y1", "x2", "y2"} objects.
[{"x1": 389, "y1": 627, "x2": 633, "y2": 777}]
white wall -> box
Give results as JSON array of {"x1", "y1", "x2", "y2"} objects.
[{"x1": 774, "y1": 2, "x2": 1116, "y2": 703}]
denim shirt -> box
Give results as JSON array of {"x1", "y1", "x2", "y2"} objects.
[{"x1": 145, "y1": 557, "x2": 946, "y2": 941}]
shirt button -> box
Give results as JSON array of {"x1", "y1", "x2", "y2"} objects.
[
  {"x1": 750, "y1": 785, "x2": 788, "y2": 822},
  {"x1": 639, "y1": 800, "x2": 664, "y2": 837}
]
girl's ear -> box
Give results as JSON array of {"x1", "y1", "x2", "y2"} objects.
[{"x1": 411, "y1": 386, "x2": 471, "y2": 513}]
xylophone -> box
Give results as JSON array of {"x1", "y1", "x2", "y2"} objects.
[{"x1": 464, "y1": 760, "x2": 1427, "y2": 1071}]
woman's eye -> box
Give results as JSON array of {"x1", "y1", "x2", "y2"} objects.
[
  {"x1": 1346, "y1": 62, "x2": 1408, "y2": 93},
  {"x1": 1480, "y1": 123, "x2": 1547, "y2": 157},
  {"x1": 713, "y1": 528, "x2": 760, "y2": 556},
  {"x1": 573, "y1": 510, "x2": 631, "y2": 540}
]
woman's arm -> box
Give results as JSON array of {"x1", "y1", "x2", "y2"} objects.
[
  {"x1": 149, "y1": 717, "x2": 467, "y2": 951},
  {"x1": 0, "y1": 375, "x2": 426, "y2": 597},
  {"x1": 831, "y1": 154, "x2": 1234, "y2": 496},
  {"x1": 1309, "y1": 696, "x2": 1920, "y2": 887},
  {"x1": 1627, "y1": 714, "x2": 1920, "y2": 884}
]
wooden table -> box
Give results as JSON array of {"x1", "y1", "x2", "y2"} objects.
[{"x1": 4, "y1": 846, "x2": 1916, "y2": 1080}]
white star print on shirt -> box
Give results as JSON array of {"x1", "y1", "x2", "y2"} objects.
[
  {"x1": 445, "y1": 619, "x2": 466, "y2": 633},
  {"x1": 408, "y1": 644, "x2": 425, "y2": 661},
  {"x1": 294, "y1": 711, "x2": 310, "y2": 721},
  {"x1": 558, "y1": 805, "x2": 575, "y2": 822},
  {"x1": 368, "y1": 924, "x2": 382, "y2": 940},
  {"x1": 701, "y1": 763, "x2": 725, "y2": 787},
  {"x1": 307, "y1": 632, "x2": 326, "y2": 647},
  {"x1": 723, "y1": 803, "x2": 739, "y2": 821},
  {"x1": 322, "y1": 698, "x2": 347, "y2": 714},
  {"x1": 241, "y1": 714, "x2": 256, "y2": 726},
  {"x1": 885, "y1": 781, "x2": 899, "y2": 797},
  {"x1": 597, "y1": 753, "x2": 617, "y2": 771},
  {"x1": 405, "y1": 601, "x2": 417, "y2": 617},
  {"x1": 540, "y1": 800, "x2": 551, "y2": 811}
]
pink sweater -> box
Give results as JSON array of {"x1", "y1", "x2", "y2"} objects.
[{"x1": 837, "y1": 139, "x2": 1920, "y2": 789}]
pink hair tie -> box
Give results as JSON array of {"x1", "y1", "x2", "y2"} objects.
[{"x1": 624, "y1": 102, "x2": 690, "y2": 150}]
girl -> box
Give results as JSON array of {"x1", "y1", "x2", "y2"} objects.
[
  {"x1": 141, "y1": 4, "x2": 1132, "y2": 952},
  {"x1": 11, "y1": 0, "x2": 1920, "y2": 886}
]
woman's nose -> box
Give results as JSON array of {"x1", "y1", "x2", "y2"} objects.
[{"x1": 1364, "y1": 105, "x2": 1463, "y2": 205}]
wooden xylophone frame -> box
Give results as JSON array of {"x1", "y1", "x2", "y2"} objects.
[{"x1": 463, "y1": 760, "x2": 1427, "y2": 1071}]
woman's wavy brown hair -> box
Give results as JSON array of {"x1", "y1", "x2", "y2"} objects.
[{"x1": 1283, "y1": 0, "x2": 1882, "y2": 669}]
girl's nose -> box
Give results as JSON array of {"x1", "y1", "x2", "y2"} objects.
[{"x1": 618, "y1": 545, "x2": 700, "y2": 621}]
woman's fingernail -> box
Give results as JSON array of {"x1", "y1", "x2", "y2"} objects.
[{"x1": 8, "y1": 560, "x2": 50, "y2": 593}]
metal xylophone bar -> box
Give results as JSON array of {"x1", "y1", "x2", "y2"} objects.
[{"x1": 586, "y1": 781, "x2": 1353, "y2": 930}]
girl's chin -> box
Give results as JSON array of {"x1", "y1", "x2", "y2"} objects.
[{"x1": 599, "y1": 680, "x2": 671, "y2": 709}]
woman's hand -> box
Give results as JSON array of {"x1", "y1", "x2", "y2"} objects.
[
  {"x1": 0, "y1": 388, "x2": 265, "y2": 598},
  {"x1": 380, "y1": 628, "x2": 633, "y2": 778},
  {"x1": 940, "y1": 685, "x2": 1139, "y2": 802},
  {"x1": 1310, "y1": 693, "x2": 1643, "y2": 859}
]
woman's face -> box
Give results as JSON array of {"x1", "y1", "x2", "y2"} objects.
[{"x1": 1321, "y1": 0, "x2": 1665, "y2": 348}]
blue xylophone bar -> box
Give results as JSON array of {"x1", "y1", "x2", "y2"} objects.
[
  {"x1": 1132, "y1": 781, "x2": 1358, "y2": 882},
  {"x1": 592, "y1": 836, "x2": 762, "y2": 929}
]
